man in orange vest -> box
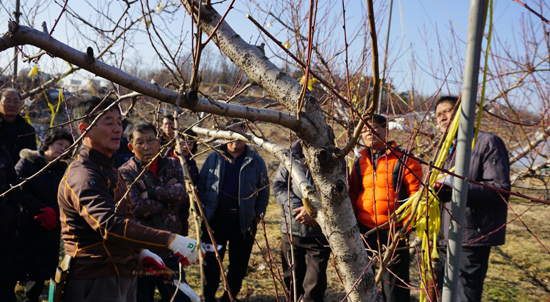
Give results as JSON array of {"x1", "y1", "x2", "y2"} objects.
[{"x1": 349, "y1": 114, "x2": 423, "y2": 302}]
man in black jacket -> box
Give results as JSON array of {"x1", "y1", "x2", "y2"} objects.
[
  {"x1": 435, "y1": 96, "x2": 510, "y2": 302},
  {"x1": 0, "y1": 145, "x2": 19, "y2": 302},
  {"x1": 0, "y1": 88, "x2": 37, "y2": 162}
]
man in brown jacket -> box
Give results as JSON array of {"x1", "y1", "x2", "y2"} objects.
[{"x1": 58, "y1": 97, "x2": 198, "y2": 302}]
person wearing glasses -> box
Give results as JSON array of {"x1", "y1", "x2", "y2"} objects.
[
  {"x1": 434, "y1": 96, "x2": 510, "y2": 302},
  {"x1": 119, "y1": 121, "x2": 191, "y2": 302}
]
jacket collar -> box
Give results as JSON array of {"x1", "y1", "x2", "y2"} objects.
[
  {"x1": 132, "y1": 155, "x2": 168, "y2": 169},
  {"x1": 19, "y1": 148, "x2": 45, "y2": 164},
  {"x1": 0, "y1": 114, "x2": 26, "y2": 126},
  {"x1": 81, "y1": 145, "x2": 114, "y2": 168}
]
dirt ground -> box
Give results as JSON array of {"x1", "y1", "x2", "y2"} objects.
[{"x1": 183, "y1": 196, "x2": 550, "y2": 302}]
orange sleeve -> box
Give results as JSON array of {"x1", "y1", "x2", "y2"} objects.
[{"x1": 403, "y1": 157, "x2": 424, "y2": 197}]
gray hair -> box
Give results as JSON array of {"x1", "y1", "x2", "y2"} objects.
[{"x1": 0, "y1": 88, "x2": 21, "y2": 101}]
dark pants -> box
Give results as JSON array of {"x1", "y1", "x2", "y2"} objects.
[
  {"x1": 203, "y1": 210, "x2": 256, "y2": 302},
  {"x1": 280, "y1": 234, "x2": 331, "y2": 302},
  {"x1": 64, "y1": 276, "x2": 137, "y2": 302},
  {"x1": 438, "y1": 246, "x2": 491, "y2": 302},
  {"x1": 358, "y1": 223, "x2": 410, "y2": 302},
  {"x1": 137, "y1": 256, "x2": 191, "y2": 302},
  {"x1": 0, "y1": 229, "x2": 16, "y2": 302}
]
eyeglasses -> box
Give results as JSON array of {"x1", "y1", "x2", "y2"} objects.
[{"x1": 436, "y1": 108, "x2": 453, "y2": 120}]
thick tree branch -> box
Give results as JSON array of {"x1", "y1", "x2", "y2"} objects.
[{"x1": 0, "y1": 21, "x2": 311, "y2": 135}]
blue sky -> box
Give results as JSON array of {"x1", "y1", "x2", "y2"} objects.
[
  {"x1": 0, "y1": 0, "x2": 543, "y2": 96},
  {"x1": 225, "y1": 0, "x2": 536, "y2": 95}
]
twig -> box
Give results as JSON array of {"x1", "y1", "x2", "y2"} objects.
[{"x1": 1, "y1": 93, "x2": 121, "y2": 199}]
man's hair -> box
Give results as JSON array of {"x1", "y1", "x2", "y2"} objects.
[
  {"x1": 182, "y1": 128, "x2": 198, "y2": 154},
  {"x1": 72, "y1": 96, "x2": 120, "y2": 124},
  {"x1": 121, "y1": 118, "x2": 131, "y2": 131},
  {"x1": 162, "y1": 114, "x2": 174, "y2": 122},
  {"x1": 0, "y1": 88, "x2": 21, "y2": 101},
  {"x1": 40, "y1": 129, "x2": 74, "y2": 153},
  {"x1": 435, "y1": 96, "x2": 458, "y2": 110},
  {"x1": 127, "y1": 122, "x2": 157, "y2": 143},
  {"x1": 370, "y1": 114, "x2": 387, "y2": 128}
]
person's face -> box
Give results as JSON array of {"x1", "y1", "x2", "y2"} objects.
[
  {"x1": 128, "y1": 129, "x2": 160, "y2": 164},
  {"x1": 435, "y1": 101, "x2": 455, "y2": 133},
  {"x1": 226, "y1": 125, "x2": 246, "y2": 155},
  {"x1": 361, "y1": 121, "x2": 386, "y2": 150},
  {"x1": 161, "y1": 118, "x2": 175, "y2": 138},
  {"x1": 177, "y1": 139, "x2": 195, "y2": 157},
  {"x1": 0, "y1": 91, "x2": 22, "y2": 122},
  {"x1": 80, "y1": 109, "x2": 122, "y2": 157},
  {"x1": 44, "y1": 139, "x2": 71, "y2": 160},
  {"x1": 226, "y1": 140, "x2": 246, "y2": 155}
]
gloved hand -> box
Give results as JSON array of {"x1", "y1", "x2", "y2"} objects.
[
  {"x1": 179, "y1": 248, "x2": 204, "y2": 265},
  {"x1": 435, "y1": 174, "x2": 454, "y2": 190},
  {"x1": 440, "y1": 174, "x2": 454, "y2": 187},
  {"x1": 168, "y1": 235, "x2": 198, "y2": 264},
  {"x1": 34, "y1": 207, "x2": 57, "y2": 230},
  {"x1": 139, "y1": 249, "x2": 166, "y2": 269}
]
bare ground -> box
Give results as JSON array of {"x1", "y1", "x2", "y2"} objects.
[{"x1": 183, "y1": 196, "x2": 550, "y2": 302}]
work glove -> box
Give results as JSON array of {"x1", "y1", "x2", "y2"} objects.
[
  {"x1": 34, "y1": 207, "x2": 57, "y2": 230},
  {"x1": 178, "y1": 242, "x2": 217, "y2": 265},
  {"x1": 140, "y1": 249, "x2": 166, "y2": 277},
  {"x1": 179, "y1": 248, "x2": 204, "y2": 265},
  {"x1": 168, "y1": 235, "x2": 198, "y2": 265},
  {"x1": 434, "y1": 174, "x2": 454, "y2": 190},
  {"x1": 139, "y1": 249, "x2": 166, "y2": 269}
]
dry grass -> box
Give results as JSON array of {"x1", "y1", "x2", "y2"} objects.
[
  {"x1": 185, "y1": 198, "x2": 348, "y2": 302},
  {"x1": 482, "y1": 200, "x2": 550, "y2": 301},
  {"x1": 183, "y1": 196, "x2": 550, "y2": 302}
]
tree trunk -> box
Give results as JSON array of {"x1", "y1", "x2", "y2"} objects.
[{"x1": 181, "y1": 3, "x2": 378, "y2": 301}]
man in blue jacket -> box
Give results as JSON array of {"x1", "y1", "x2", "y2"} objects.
[
  {"x1": 435, "y1": 96, "x2": 510, "y2": 302},
  {"x1": 198, "y1": 119, "x2": 270, "y2": 302}
]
